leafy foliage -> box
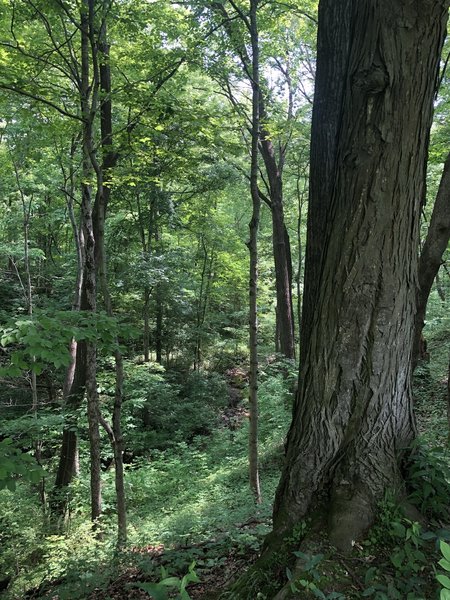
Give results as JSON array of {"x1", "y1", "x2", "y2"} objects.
[
  {"x1": 0, "y1": 437, "x2": 45, "y2": 491},
  {"x1": 134, "y1": 561, "x2": 199, "y2": 600}
]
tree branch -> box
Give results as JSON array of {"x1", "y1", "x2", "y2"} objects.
[{"x1": 0, "y1": 83, "x2": 82, "y2": 121}]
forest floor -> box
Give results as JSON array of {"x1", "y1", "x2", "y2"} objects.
[
  {"x1": 85, "y1": 383, "x2": 268, "y2": 600},
  {"x1": 1, "y1": 296, "x2": 449, "y2": 600},
  {"x1": 87, "y1": 527, "x2": 261, "y2": 599},
  {"x1": 90, "y1": 344, "x2": 450, "y2": 600}
]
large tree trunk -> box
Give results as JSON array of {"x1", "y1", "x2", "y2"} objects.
[
  {"x1": 412, "y1": 149, "x2": 450, "y2": 369},
  {"x1": 298, "y1": 0, "x2": 353, "y2": 369},
  {"x1": 272, "y1": 0, "x2": 448, "y2": 553}
]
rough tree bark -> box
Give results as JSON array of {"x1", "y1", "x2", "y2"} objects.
[
  {"x1": 412, "y1": 149, "x2": 450, "y2": 369},
  {"x1": 271, "y1": 0, "x2": 448, "y2": 553}
]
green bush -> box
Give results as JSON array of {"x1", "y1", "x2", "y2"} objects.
[
  {"x1": 406, "y1": 442, "x2": 450, "y2": 521},
  {"x1": 115, "y1": 363, "x2": 229, "y2": 453}
]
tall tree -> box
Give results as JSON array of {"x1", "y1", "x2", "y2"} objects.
[
  {"x1": 205, "y1": 0, "x2": 303, "y2": 358},
  {"x1": 412, "y1": 149, "x2": 450, "y2": 368},
  {"x1": 247, "y1": 0, "x2": 261, "y2": 503},
  {"x1": 270, "y1": 0, "x2": 448, "y2": 556}
]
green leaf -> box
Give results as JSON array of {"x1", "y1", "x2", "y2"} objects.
[
  {"x1": 134, "y1": 582, "x2": 168, "y2": 599},
  {"x1": 439, "y1": 559, "x2": 450, "y2": 572},
  {"x1": 420, "y1": 530, "x2": 436, "y2": 541},
  {"x1": 390, "y1": 551, "x2": 404, "y2": 569},
  {"x1": 437, "y1": 574, "x2": 450, "y2": 589},
  {"x1": 364, "y1": 567, "x2": 377, "y2": 585},
  {"x1": 159, "y1": 576, "x2": 181, "y2": 586},
  {"x1": 391, "y1": 521, "x2": 406, "y2": 538},
  {"x1": 441, "y1": 541, "x2": 450, "y2": 562},
  {"x1": 183, "y1": 570, "x2": 200, "y2": 584},
  {"x1": 441, "y1": 589, "x2": 450, "y2": 600}
]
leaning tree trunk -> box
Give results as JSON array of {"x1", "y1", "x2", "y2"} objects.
[
  {"x1": 272, "y1": 0, "x2": 448, "y2": 553},
  {"x1": 53, "y1": 138, "x2": 85, "y2": 507},
  {"x1": 412, "y1": 149, "x2": 450, "y2": 369}
]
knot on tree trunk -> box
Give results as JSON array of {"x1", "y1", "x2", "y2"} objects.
[{"x1": 352, "y1": 63, "x2": 389, "y2": 95}]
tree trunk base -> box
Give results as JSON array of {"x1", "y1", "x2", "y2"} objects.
[
  {"x1": 329, "y1": 484, "x2": 375, "y2": 553},
  {"x1": 220, "y1": 483, "x2": 421, "y2": 599}
]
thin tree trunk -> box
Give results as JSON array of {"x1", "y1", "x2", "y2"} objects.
[
  {"x1": 81, "y1": 0, "x2": 102, "y2": 525},
  {"x1": 94, "y1": 11, "x2": 127, "y2": 545},
  {"x1": 447, "y1": 356, "x2": 450, "y2": 446},
  {"x1": 54, "y1": 341, "x2": 86, "y2": 497},
  {"x1": 135, "y1": 190, "x2": 153, "y2": 362},
  {"x1": 295, "y1": 159, "x2": 308, "y2": 354},
  {"x1": 259, "y1": 144, "x2": 295, "y2": 359},
  {"x1": 211, "y1": 2, "x2": 295, "y2": 359},
  {"x1": 155, "y1": 284, "x2": 163, "y2": 365},
  {"x1": 14, "y1": 164, "x2": 45, "y2": 508},
  {"x1": 143, "y1": 287, "x2": 151, "y2": 362},
  {"x1": 53, "y1": 137, "x2": 85, "y2": 507},
  {"x1": 412, "y1": 149, "x2": 450, "y2": 369},
  {"x1": 154, "y1": 216, "x2": 163, "y2": 366},
  {"x1": 248, "y1": 0, "x2": 261, "y2": 505},
  {"x1": 195, "y1": 236, "x2": 207, "y2": 370}
]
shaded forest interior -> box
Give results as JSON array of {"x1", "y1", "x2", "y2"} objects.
[{"x1": 1, "y1": 1, "x2": 450, "y2": 599}]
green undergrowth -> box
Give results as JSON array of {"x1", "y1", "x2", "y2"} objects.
[
  {"x1": 1, "y1": 285, "x2": 449, "y2": 600},
  {"x1": 220, "y1": 492, "x2": 450, "y2": 599},
  {"x1": 220, "y1": 439, "x2": 450, "y2": 600},
  {"x1": 414, "y1": 288, "x2": 450, "y2": 444},
  {"x1": 0, "y1": 362, "x2": 293, "y2": 599}
]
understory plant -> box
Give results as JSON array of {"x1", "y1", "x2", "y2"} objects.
[{"x1": 133, "y1": 561, "x2": 199, "y2": 600}]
